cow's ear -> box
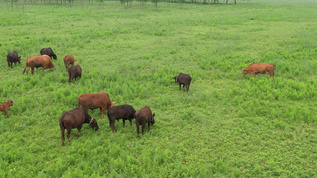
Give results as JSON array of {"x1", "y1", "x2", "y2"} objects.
[{"x1": 152, "y1": 113, "x2": 155, "y2": 117}]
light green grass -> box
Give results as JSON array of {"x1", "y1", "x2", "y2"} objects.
[{"x1": 0, "y1": 0, "x2": 317, "y2": 177}]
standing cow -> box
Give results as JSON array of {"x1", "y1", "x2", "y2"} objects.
[
  {"x1": 63, "y1": 54, "x2": 77, "y2": 72},
  {"x1": 22, "y1": 55, "x2": 55, "y2": 75},
  {"x1": 242, "y1": 63, "x2": 275, "y2": 77},
  {"x1": 135, "y1": 106, "x2": 155, "y2": 138},
  {"x1": 78, "y1": 92, "x2": 116, "y2": 118},
  {"x1": 68, "y1": 65, "x2": 82, "y2": 83},
  {"x1": 7, "y1": 51, "x2": 21, "y2": 68},
  {"x1": 107, "y1": 104, "x2": 136, "y2": 132},
  {"x1": 174, "y1": 73, "x2": 192, "y2": 94},
  {"x1": 59, "y1": 107, "x2": 99, "y2": 146},
  {"x1": 0, "y1": 100, "x2": 13, "y2": 118},
  {"x1": 40, "y1": 47, "x2": 57, "y2": 60}
]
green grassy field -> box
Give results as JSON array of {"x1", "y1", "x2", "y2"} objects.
[{"x1": 1, "y1": 0, "x2": 317, "y2": 177}]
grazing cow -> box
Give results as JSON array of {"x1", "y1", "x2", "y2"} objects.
[
  {"x1": 174, "y1": 73, "x2": 192, "y2": 94},
  {"x1": 68, "y1": 65, "x2": 82, "y2": 83},
  {"x1": 63, "y1": 54, "x2": 77, "y2": 72},
  {"x1": 242, "y1": 63, "x2": 275, "y2": 77},
  {"x1": 78, "y1": 92, "x2": 116, "y2": 118},
  {"x1": 59, "y1": 107, "x2": 99, "y2": 146},
  {"x1": 135, "y1": 106, "x2": 155, "y2": 138},
  {"x1": 7, "y1": 51, "x2": 21, "y2": 68},
  {"x1": 107, "y1": 104, "x2": 136, "y2": 132},
  {"x1": 40, "y1": 47, "x2": 57, "y2": 60},
  {"x1": 22, "y1": 55, "x2": 55, "y2": 75},
  {"x1": 0, "y1": 100, "x2": 13, "y2": 118}
]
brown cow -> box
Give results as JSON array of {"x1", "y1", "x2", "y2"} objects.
[
  {"x1": 68, "y1": 65, "x2": 82, "y2": 83},
  {"x1": 63, "y1": 54, "x2": 77, "y2": 72},
  {"x1": 59, "y1": 107, "x2": 99, "y2": 146},
  {"x1": 242, "y1": 63, "x2": 275, "y2": 77},
  {"x1": 78, "y1": 92, "x2": 116, "y2": 118},
  {"x1": 7, "y1": 51, "x2": 21, "y2": 68},
  {"x1": 0, "y1": 100, "x2": 13, "y2": 118},
  {"x1": 22, "y1": 55, "x2": 55, "y2": 76},
  {"x1": 174, "y1": 73, "x2": 192, "y2": 94},
  {"x1": 135, "y1": 106, "x2": 155, "y2": 138},
  {"x1": 107, "y1": 104, "x2": 136, "y2": 132}
]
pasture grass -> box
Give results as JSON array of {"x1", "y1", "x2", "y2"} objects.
[{"x1": 1, "y1": 0, "x2": 317, "y2": 177}]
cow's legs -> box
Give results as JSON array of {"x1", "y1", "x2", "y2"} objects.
[
  {"x1": 31, "y1": 67, "x2": 35, "y2": 75},
  {"x1": 4, "y1": 110, "x2": 8, "y2": 118},
  {"x1": 100, "y1": 108, "x2": 104, "y2": 118},
  {"x1": 129, "y1": 119, "x2": 132, "y2": 126},
  {"x1": 178, "y1": 83, "x2": 181, "y2": 90},
  {"x1": 26, "y1": 67, "x2": 29, "y2": 76},
  {"x1": 123, "y1": 119, "x2": 125, "y2": 127},
  {"x1": 136, "y1": 122, "x2": 140, "y2": 138},
  {"x1": 142, "y1": 122, "x2": 146, "y2": 135},
  {"x1": 183, "y1": 84, "x2": 185, "y2": 91},
  {"x1": 66, "y1": 128, "x2": 71, "y2": 142},
  {"x1": 61, "y1": 129, "x2": 65, "y2": 146},
  {"x1": 77, "y1": 127, "x2": 82, "y2": 138},
  {"x1": 186, "y1": 84, "x2": 190, "y2": 93}
]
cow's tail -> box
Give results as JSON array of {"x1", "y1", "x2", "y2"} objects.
[
  {"x1": 22, "y1": 67, "x2": 26, "y2": 74},
  {"x1": 59, "y1": 117, "x2": 66, "y2": 130}
]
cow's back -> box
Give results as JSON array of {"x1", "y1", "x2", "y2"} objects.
[
  {"x1": 60, "y1": 108, "x2": 85, "y2": 129},
  {"x1": 78, "y1": 92, "x2": 109, "y2": 109},
  {"x1": 136, "y1": 106, "x2": 152, "y2": 121}
]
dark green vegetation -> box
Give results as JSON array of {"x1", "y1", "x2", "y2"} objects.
[{"x1": 1, "y1": 0, "x2": 317, "y2": 177}]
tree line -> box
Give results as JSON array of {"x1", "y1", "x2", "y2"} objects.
[{"x1": 5, "y1": 0, "x2": 236, "y2": 10}]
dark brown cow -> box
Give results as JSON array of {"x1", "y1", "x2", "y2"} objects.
[
  {"x1": 242, "y1": 63, "x2": 275, "y2": 77},
  {"x1": 63, "y1": 54, "x2": 77, "y2": 72},
  {"x1": 40, "y1": 47, "x2": 57, "y2": 60},
  {"x1": 68, "y1": 65, "x2": 82, "y2": 83},
  {"x1": 7, "y1": 51, "x2": 21, "y2": 68},
  {"x1": 59, "y1": 107, "x2": 99, "y2": 146},
  {"x1": 0, "y1": 100, "x2": 13, "y2": 118},
  {"x1": 22, "y1": 55, "x2": 55, "y2": 76},
  {"x1": 78, "y1": 92, "x2": 116, "y2": 118},
  {"x1": 135, "y1": 106, "x2": 155, "y2": 138},
  {"x1": 107, "y1": 104, "x2": 136, "y2": 132},
  {"x1": 174, "y1": 73, "x2": 192, "y2": 94}
]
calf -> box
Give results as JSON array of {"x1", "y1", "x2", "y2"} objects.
[
  {"x1": 135, "y1": 106, "x2": 155, "y2": 138},
  {"x1": 7, "y1": 51, "x2": 21, "y2": 68},
  {"x1": 0, "y1": 100, "x2": 13, "y2": 118},
  {"x1": 174, "y1": 73, "x2": 192, "y2": 94},
  {"x1": 107, "y1": 104, "x2": 136, "y2": 132},
  {"x1": 40, "y1": 47, "x2": 57, "y2": 60},
  {"x1": 59, "y1": 107, "x2": 99, "y2": 146},
  {"x1": 63, "y1": 54, "x2": 77, "y2": 72},
  {"x1": 68, "y1": 65, "x2": 82, "y2": 83},
  {"x1": 242, "y1": 63, "x2": 275, "y2": 77}
]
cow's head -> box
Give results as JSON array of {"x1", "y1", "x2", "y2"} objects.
[
  {"x1": 53, "y1": 54, "x2": 57, "y2": 60},
  {"x1": 151, "y1": 113, "x2": 155, "y2": 125},
  {"x1": 89, "y1": 118, "x2": 99, "y2": 131},
  {"x1": 242, "y1": 68, "x2": 248, "y2": 76},
  {"x1": 7, "y1": 100, "x2": 13, "y2": 106},
  {"x1": 18, "y1": 56, "x2": 21, "y2": 64},
  {"x1": 174, "y1": 76, "x2": 178, "y2": 83}
]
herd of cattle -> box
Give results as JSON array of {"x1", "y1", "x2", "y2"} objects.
[{"x1": 2, "y1": 47, "x2": 275, "y2": 146}]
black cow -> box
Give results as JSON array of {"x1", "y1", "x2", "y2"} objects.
[
  {"x1": 68, "y1": 65, "x2": 82, "y2": 83},
  {"x1": 174, "y1": 73, "x2": 192, "y2": 94},
  {"x1": 107, "y1": 104, "x2": 136, "y2": 132},
  {"x1": 40, "y1": 47, "x2": 57, "y2": 60},
  {"x1": 59, "y1": 107, "x2": 99, "y2": 146},
  {"x1": 135, "y1": 106, "x2": 155, "y2": 138},
  {"x1": 7, "y1": 51, "x2": 21, "y2": 68}
]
